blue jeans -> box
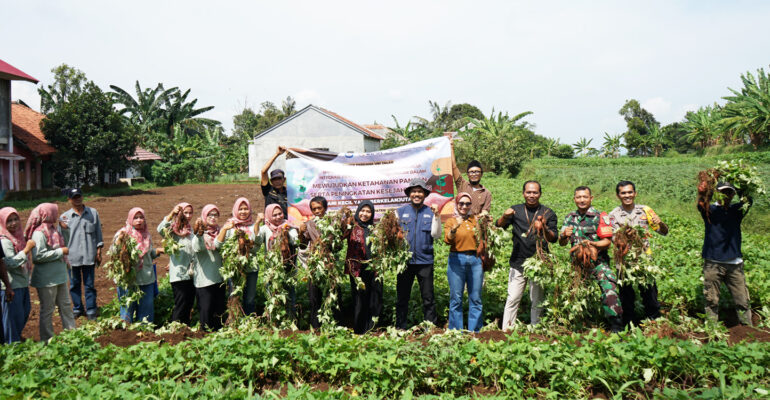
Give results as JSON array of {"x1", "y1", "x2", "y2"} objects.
[
  {"x1": 69, "y1": 265, "x2": 97, "y2": 316},
  {"x1": 118, "y1": 283, "x2": 155, "y2": 323},
  {"x1": 242, "y1": 271, "x2": 259, "y2": 316},
  {"x1": 2, "y1": 287, "x2": 30, "y2": 343},
  {"x1": 447, "y1": 252, "x2": 484, "y2": 332}
]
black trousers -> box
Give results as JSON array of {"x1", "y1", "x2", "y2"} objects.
[
  {"x1": 170, "y1": 280, "x2": 196, "y2": 326},
  {"x1": 308, "y1": 281, "x2": 322, "y2": 330},
  {"x1": 196, "y1": 282, "x2": 227, "y2": 331},
  {"x1": 349, "y1": 269, "x2": 383, "y2": 334},
  {"x1": 395, "y1": 263, "x2": 437, "y2": 329},
  {"x1": 619, "y1": 282, "x2": 661, "y2": 327}
]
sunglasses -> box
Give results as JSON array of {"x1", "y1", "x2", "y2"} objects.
[{"x1": 458, "y1": 201, "x2": 472, "y2": 207}]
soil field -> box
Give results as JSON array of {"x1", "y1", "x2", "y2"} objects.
[{"x1": 17, "y1": 183, "x2": 262, "y2": 341}]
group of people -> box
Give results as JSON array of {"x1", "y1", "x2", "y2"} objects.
[{"x1": 0, "y1": 145, "x2": 754, "y2": 343}]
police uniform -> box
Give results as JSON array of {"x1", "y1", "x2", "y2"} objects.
[
  {"x1": 609, "y1": 205, "x2": 663, "y2": 326},
  {"x1": 561, "y1": 207, "x2": 623, "y2": 322}
]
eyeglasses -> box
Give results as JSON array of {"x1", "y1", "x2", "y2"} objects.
[
  {"x1": 467, "y1": 170, "x2": 482, "y2": 175},
  {"x1": 458, "y1": 202, "x2": 472, "y2": 207}
]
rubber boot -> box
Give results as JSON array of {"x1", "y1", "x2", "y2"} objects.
[{"x1": 609, "y1": 316, "x2": 624, "y2": 333}]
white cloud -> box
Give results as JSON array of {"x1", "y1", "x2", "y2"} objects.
[
  {"x1": 10, "y1": 81, "x2": 41, "y2": 112},
  {"x1": 294, "y1": 89, "x2": 321, "y2": 107},
  {"x1": 642, "y1": 97, "x2": 672, "y2": 118}
]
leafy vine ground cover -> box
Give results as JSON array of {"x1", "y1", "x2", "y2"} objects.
[{"x1": 2, "y1": 154, "x2": 769, "y2": 399}]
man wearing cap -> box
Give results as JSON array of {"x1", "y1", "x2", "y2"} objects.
[
  {"x1": 262, "y1": 146, "x2": 289, "y2": 215},
  {"x1": 450, "y1": 139, "x2": 491, "y2": 215},
  {"x1": 697, "y1": 180, "x2": 753, "y2": 326},
  {"x1": 60, "y1": 188, "x2": 104, "y2": 320},
  {"x1": 395, "y1": 178, "x2": 441, "y2": 329},
  {"x1": 609, "y1": 180, "x2": 668, "y2": 327}
]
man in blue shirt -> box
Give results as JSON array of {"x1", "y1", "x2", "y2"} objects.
[
  {"x1": 395, "y1": 178, "x2": 441, "y2": 329},
  {"x1": 697, "y1": 181, "x2": 752, "y2": 326},
  {"x1": 60, "y1": 189, "x2": 104, "y2": 320}
]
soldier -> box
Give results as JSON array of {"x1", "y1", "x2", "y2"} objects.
[
  {"x1": 609, "y1": 181, "x2": 668, "y2": 327},
  {"x1": 559, "y1": 186, "x2": 623, "y2": 332}
]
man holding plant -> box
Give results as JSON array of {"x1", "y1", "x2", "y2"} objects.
[
  {"x1": 496, "y1": 180, "x2": 558, "y2": 328},
  {"x1": 559, "y1": 186, "x2": 623, "y2": 332},
  {"x1": 395, "y1": 178, "x2": 441, "y2": 329},
  {"x1": 697, "y1": 181, "x2": 753, "y2": 326},
  {"x1": 261, "y1": 146, "x2": 289, "y2": 215},
  {"x1": 450, "y1": 140, "x2": 492, "y2": 215},
  {"x1": 609, "y1": 180, "x2": 668, "y2": 327}
]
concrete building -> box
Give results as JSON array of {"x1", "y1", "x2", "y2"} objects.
[
  {"x1": 0, "y1": 59, "x2": 39, "y2": 192},
  {"x1": 248, "y1": 105, "x2": 383, "y2": 177}
]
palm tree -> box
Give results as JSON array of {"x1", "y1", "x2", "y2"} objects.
[
  {"x1": 721, "y1": 67, "x2": 770, "y2": 148},
  {"x1": 542, "y1": 137, "x2": 560, "y2": 156},
  {"x1": 646, "y1": 123, "x2": 666, "y2": 157},
  {"x1": 573, "y1": 137, "x2": 594, "y2": 157},
  {"x1": 684, "y1": 106, "x2": 719, "y2": 149},
  {"x1": 601, "y1": 132, "x2": 622, "y2": 158},
  {"x1": 109, "y1": 81, "x2": 177, "y2": 141}
]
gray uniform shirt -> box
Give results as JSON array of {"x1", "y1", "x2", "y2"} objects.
[{"x1": 61, "y1": 207, "x2": 104, "y2": 267}]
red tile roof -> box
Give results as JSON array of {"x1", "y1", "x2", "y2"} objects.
[
  {"x1": 11, "y1": 103, "x2": 55, "y2": 156},
  {"x1": 0, "y1": 59, "x2": 38, "y2": 83},
  {"x1": 128, "y1": 147, "x2": 162, "y2": 161},
  {"x1": 321, "y1": 108, "x2": 384, "y2": 140}
]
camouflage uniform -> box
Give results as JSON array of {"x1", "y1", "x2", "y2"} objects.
[{"x1": 562, "y1": 207, "x2": 623, "y2": 319}]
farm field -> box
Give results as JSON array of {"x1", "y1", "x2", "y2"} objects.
[{"x1": 2, "y1": 155, "x2": 769, "y2": 399}]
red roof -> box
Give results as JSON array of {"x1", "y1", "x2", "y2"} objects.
[
  {"x1": 11, "y1": 103, "x2": 55, "y2": 156},
  {"x1": 128, "y1": 147, "x2": 162, "y2": 161},
  {"x1": 321, "y1": 108, "x2": 384, "y2": 140},
  {"x1": 0, "y1": 59, "x2": 38, "y2": 83}
]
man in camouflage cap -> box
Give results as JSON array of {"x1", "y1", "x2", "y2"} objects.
[{"x1": 559, "y1": 186, "x2": 623, "y2": 332}]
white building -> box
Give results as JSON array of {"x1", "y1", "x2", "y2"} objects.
[{"x1": 248, "y1": 105, "x2": 383, "y2": 177}]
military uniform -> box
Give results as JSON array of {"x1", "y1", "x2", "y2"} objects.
[
  {"x1": 561, "y1": 207, "x2": 623, "y2": 321},
  {"x1": 609, "y1": 205, "x2": 663, "y2": 326}
]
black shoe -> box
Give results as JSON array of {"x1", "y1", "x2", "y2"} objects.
[
  {"x1": 87, "y1": 314, "x2": 98, "y2": 321},
  {"x1": 73, "y1": 311, "x2": 83, "y2": 319}
]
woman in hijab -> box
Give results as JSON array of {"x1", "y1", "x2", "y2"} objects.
[
  {"x1": 25, "y1": 203, "x2": 76, "y2": 342},
  {"x1": 158, "y1": 203, "x2": 196, "y2": 325},
  {"x1": 344, "y1": 200, "x2": 383, "y2": 334},
  {"x1": 112, "y1": 207, "x2": 163, "y2": 323},
  {"x1": 443, "y1": 193, "x2": 484, "y2": 332},
  {"x1": 0, "y1": 207, "x2": 35, "y2": 342},
  {"x1": 191, "y1": 204, "x2": 226, "y2": 331},
  {"x1": 216, "y1": 197, "x2": 263, "y2": 315},
  {"x1": 256, "y1": 203, "x2": 299, "y2": 320}
]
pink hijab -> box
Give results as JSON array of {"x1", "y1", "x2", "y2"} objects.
[
  {"x1": 228, "y1": 197, "x2": 254, "y2": 232},
  {"x1": 171, "y1": 202, "x2": 193, "y2": 237},
  {"x1": 119, "y1": 207, "x2": 151, "y2": 258},
  {"x1": 264, "y1": 204, "x2": 289, "y2": 249},
  {"x1": 453, "y1": 192, "x2": 474, "y2": 218},
  {"x1": 201, "y1": 204, "x2": 220, "y2": 251},
  {"x1": 0, "y1": 207, "x2": 31, "y2": 273},
  {"x1": 24, "y1": 203, "x2": 68, "y2": 265}
]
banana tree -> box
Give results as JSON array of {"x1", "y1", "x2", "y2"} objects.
[
  {"x1": 601, "y1": 132, "x2": 622, "y2": 158},
  {"x1": 722, "y1": 67, "x2": 770, "y2": 148},
  {"x1": 573, "y1": 137, "x2": 595, "y2": 157}
]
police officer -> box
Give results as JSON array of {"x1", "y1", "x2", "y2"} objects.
[
  {"x1": 609, "y1": 180, "x2": 668, "y2": 327},
  {"x1": 559, "y1": 186, "x2": 623, "y2": 332},
  {"x1": 395, "y1": 178, "x2": 441, "y2": 329}
]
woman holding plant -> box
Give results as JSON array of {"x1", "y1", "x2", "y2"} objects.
[
  {"x1": 158, "y1": 203, "x2": 196, "y2": 325},
  {"x1": 191, "y1": 204, "x2": 227, "y2": 331},
  {"x1": 298, "y1": 196, "x2": 330, "y2": 330},
  {"x1": 443, "y1": 193, "x2": 484, "y2": 332},
  {"x1": 257, "y1": 204, "x2": 299, "y2": 323},
  {"x1": 344, "y1": 200, "x2": 383, "y2": 334},
  {"x1": 25, "y1": 203, "x2": 76, "y2": 341},
  {"x1": 217, "y1": 197, "x2": 262, "y2": 315},
  {"x1": 111, "y1": 207, "x2": 163, "y2": 323},
  {"x1": 0, "y1": 207, "x2": 35, "y2": 343}
]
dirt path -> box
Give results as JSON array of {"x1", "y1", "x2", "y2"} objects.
[{"x1": 18, "y1": 183, "x2": 262, "y2": 341}]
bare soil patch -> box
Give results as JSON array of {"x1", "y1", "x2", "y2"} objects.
[
  {"x1": 19, "y1": 183, "x2": 263, "y2": 341},
  {"x1": 94, "y1": 326, "x2": 207, "y2": 347}
]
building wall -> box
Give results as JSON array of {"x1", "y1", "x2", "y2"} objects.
[{"x1": 248, "y1": 108, "x2": 374, "y2": 177}]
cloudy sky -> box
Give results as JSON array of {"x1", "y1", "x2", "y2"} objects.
[{"x1": 4, "y1": 1, "x2": 770, "y2": 144}]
